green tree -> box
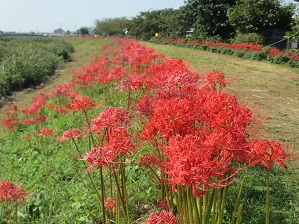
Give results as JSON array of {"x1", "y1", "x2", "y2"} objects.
[
  {"x1": 131, "y1": 8, "x2": 184, "y2": 40},
  {"x1": 78, "y1": 27, "x2": 89, "y2": 36},
  {"x1": 228, "y1": 0, "x2": 295, "y2": 34},
  {"x1": 94, "y1": 17, "x2": 131, "y2": 36},
  {"x1": 183, "y1": 0, "x2": 237, "y2": 39}
]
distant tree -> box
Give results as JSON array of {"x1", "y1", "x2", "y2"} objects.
[
  {"x1": 78, "y1": 27, "x2": 89, "y2": 36},
  {"x1": 131, "y1": 8, "x2": 185, "y2": 40},
  {"x1": 228, "y1": 0, "x2": 295, "y2": 34},
  {"x1": 94, "y1": 17, "x2": 131, "y2": 36},
  {"x1": 183, "y1": 0, "x2": 237, "y2": 39}
]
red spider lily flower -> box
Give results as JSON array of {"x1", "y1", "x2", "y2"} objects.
[
  {"x1": 60, "y1": 129, "x2": 82, "y2": 142},
  {"x1": 204, "y1": 70, "x2": 228, "y2": 91},
  {"x1": 69, "y1": 96, "x2": 96, "y2": 113},
  {"x1": 38, "y1": 128, "x2": 54, "y2": 137},
  {"x1": 91, "y1": 107, "x2": 130, "y2": 133},
  {"x1": 82, "y1": 146, "x2": 115, "y2": 171},
  {"x1": 11, "y1": 104, "x2": 18, "y2": 111},
  {"x1": 105, "y1": 197, "x2": 117, "y2": 210},
  {"x1": 0, "y1": 181, "x2": 26, "y2": 202},
  {"x1": 106, "y1": 127, "x2": 133, "y2": 155},
  {"x1": 23, "y1": 118, "x2": 35, "y2": 125},
  {"x1": 249, "y1": 139, "x2": 287, "y2": 170},
  {"x1": 48, "y1": 104, "x2": 69, "y2": 114},
  {"x1": 2, "y1": 117, "x2": 19, "y2": 132},
  {"x1": 24, "y1": 135, "x2": 31, "y2": 141},
  {"x1": 142, "y1": 98, "x2": 198, "y2": 141},
  {"x1": 147, "y1": 210, "x2": 178, "y2": 224},
  {"x1": 164, "y1": 134, "x2": 236, "y2": 197},
  {"x1": 4, "y1": 109, "x2": 15, "y2": 116},
  {"x1": 26, "y1": 93, "x2": 48, "y2": 115}
]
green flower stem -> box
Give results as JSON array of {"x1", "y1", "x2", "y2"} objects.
[
  {"x1": 230, "y1": 178, "x2": 245, "y2": 224},
  {"x1": 266, "y1": 169, "x2": 270, "y2": 224}
]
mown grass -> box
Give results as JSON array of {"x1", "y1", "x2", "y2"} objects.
[{"x1": 0, "y1": 38, "x2": 298, "y2": 223}]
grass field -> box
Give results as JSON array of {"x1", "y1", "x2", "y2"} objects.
[{"x1": 0, "y1": 37, "x2": 298, "y2": 223}]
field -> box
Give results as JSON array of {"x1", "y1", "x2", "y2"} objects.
[{"x1": 0, "y1": 37, "x2": 298, "y2": 223}]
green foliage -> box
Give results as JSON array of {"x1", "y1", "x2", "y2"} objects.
[
  {"x1": 228, "y1": 0, "x2": 295, "y2": 34},
  {"x1": 94, "y1": 17, "x2": 132, "y2": 36},
  {"x1": 78, "y1": 27, "x2": 89, "y2": 36},
  {"x1": 220, "y1": 47, "x2": 234, "y2": 55},
  {"x1": 235, "y1": 33, "x2": 266, "y2": 45},
  {"x1": 0, "y1": 37, "x2": 73, "y2": 97},
  {"x1": 251, "y1": 51, "x2": 267, "y2": 61},
  {"x1": 233, "y1": 50, "x2": 246, "y2": 58},
  {"x1": 183, "y1": 0, "x2": 237, "y2": 39},
  {"x1": 273, "y1": 54, "x2": 291, "y2": 64}
]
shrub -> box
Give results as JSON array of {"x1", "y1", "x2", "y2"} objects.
[
  {"x1": 220, "y1": 47, "x2": 234, "y2": 55},
  {"x1": 242, "y1": 52, "x2": 252, "y2": 59},
  {"x1": 235, "y1": 33, "x2": 266, "y2": 45},
  {"x1": 273, "y1": 54, "x2": 291, "y2": 64},
  {"x1": 251, "y1": 51, "x2": 267, "y2": 61},
  {"x1": 233, "y1": 50, "x2": 246, "y2": 58},
  {"x1": 209, "y1": 47, "x2": 220, "y2": 53}
]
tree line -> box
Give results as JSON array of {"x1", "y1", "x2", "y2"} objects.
[{"x1": 91, "y1": 0, "x2": 297, "y2": 43}]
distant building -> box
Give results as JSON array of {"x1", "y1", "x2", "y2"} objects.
[{"x1": 54, "y1": 28, "x2": 65, "y2": 35}]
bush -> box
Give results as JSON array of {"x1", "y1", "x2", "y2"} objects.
[
  {"x1": 242, "y1": 52, "x2": 252, "y2": 59},
  {"x1": 235, "y1": 33, "x2": 266, "y2": 45},
  {"x1": 209, "y1": 47, "x2": 220, "y2": 53},
  {"x1": 273, "y1": 54, "x2": 291, "y2": 64},
  {"x1": 220, "y1": 47, "x2": 234, "y2": 55},
  {"x1": 251, "y1": 51, "x2": 267, "y2": 61},
  {"x1": 233, "y1": 50, "x2": 246, "y2": 58}
]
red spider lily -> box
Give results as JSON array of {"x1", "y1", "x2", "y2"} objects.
[
  {"x1": 83, "y1": 146, "x2": 116, "y2": 171},
  {"x1": 105, "y1": 197, "x2": 117, "y2": 210},
  {"x1": 91, "y1": 107, "x2": 130, "y2": 133},
  {"x1": 142, "y1": 98, "x2": 198, "y2": 141},
  {"x1": 204, "y1": 70, "x2": 229, "y2": 91},
  {"x1": 24, "y1": 92, "x2": 48, "y2": 115},
  {"x1": 2, "y1": 117, "x2": 19, "y2": 132},
  {"x1": 60, "y1": 128, "x2": 82, "y2": 142},
  {"x1": 4, "y1": 109, "x2": 15, "y2": 116},
  {"x1": 38, "y1": 128, "x2": 54, "y2": 137},
  {"x1": 23, "y1": 115, "x2": 47, "y2": 125},
  {"x1": 48, "y1": 104, "x2": 69, "y2": 114},
  {"x1": 24, "y1": 135, "x2": 31, "y2": 141},
  {"x1": 51, "y1": 82, "x2": 77, "y2": 97},
  {"x1": 135, "y1": 94, "x2": 157, "y2": 118},
  {"x1": 164, "y1": 134, "x2": 235, "y2": 197},
  {"x1": 289, "y1": 52, "x2": 299, "y2": 61},
  {"x1": 106, "y1": 127, "x2": 133, "y2": 155},
  {"x1": 269, "y1": 48, "x2": 284, "y2": 57},
  {"x1": 147, "y1": 210, "x2": 178, "y2": 224},
  {"x1": 11, "y1": 104, "x2": 18, "y2": 111},
  {"x1": 249, "y1": 139, "x2": 287, "y2": 170},
  {"x1": 0, "y1": 181, "x2": 26, "y2": 202},
  {"x1": 69, "y1": 96, "x2": 96, "y2": 113}
]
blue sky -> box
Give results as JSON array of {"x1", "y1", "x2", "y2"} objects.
[
  {"x1": 0, "y1": 0, "x2": 296, "y2": 33},
  {"x1": 0, "y1": 0, "x2": 185, "y2": 33}
]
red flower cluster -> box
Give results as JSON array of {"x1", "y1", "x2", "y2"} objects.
[
  {"x1": 60, "y1": 128, "x2": 82, "y2": 142},
  {"x1": 147, "y1": 210, "x2": 178, "y2": 224},
  {"x1": 69, "y1": 96, "x2": 96, "y2": 113},
  {"x1": 269, "y1": 48, "x2": 284, "y2": 57},
  {"x1": 0, "y1": 181, "x2": 26, "y2": 202}
]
